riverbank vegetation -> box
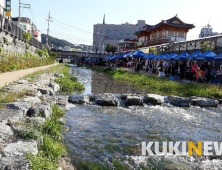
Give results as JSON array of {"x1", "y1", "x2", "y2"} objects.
[
  {"x1": 26, "y1": 105, "x2": 67, "y2": 170},
  {"x1": 92, "y1": 66, "x2": 222, "y2": 99},
  {"x1": 0, "y1": 64, "x2": 84, "y2": 169},
  {"x1": 55, "y1": 65, "x2": 85, "y2": 94},
  {"x1": 0, "y1": 48, "x2": 56, "y2": 73}
]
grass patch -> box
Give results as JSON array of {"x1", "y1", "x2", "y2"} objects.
[
  {"x1": 23, "y1": 64, "x2": 63, "y2": 82},
  {"x1": 0, "y1": 90, "x2": 31, "y2": 108},
  {"x1": 92, "y1": 66, "x2": 222, "y2": 99},
  {"x1": 55, "y1": 65, "x2": 85, "y2": 94},
  {"x1": 26, "y1": 105, "x2": 67, "y2": 170},
  {"x1": 75, "y1": 160, "x2": 109, "y2": 170},
  {"x1": 112, "y1": 160, "x2": 129, "y2": 170},
  {"x1": 0, "y1": 52, "x2": 55, "y2": 73},
  {"x1": 0, "y1": 64, "x2": 64, "y2": 108}
]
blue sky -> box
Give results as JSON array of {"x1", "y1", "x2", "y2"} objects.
[{"x1": 11, "y1": 0, "x2": 222, "y2": 45}]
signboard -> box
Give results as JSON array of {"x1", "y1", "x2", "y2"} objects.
[
  {"x1": 5, "y1": 0, "x2": 11, "y2": 16},
  {"x1": 6, "y1": 11, "x2": 11, "y2": 16}
]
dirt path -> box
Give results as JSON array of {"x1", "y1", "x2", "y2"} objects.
[{"x1": 0, "y1": 63, "x2": 59, "y2": 88}]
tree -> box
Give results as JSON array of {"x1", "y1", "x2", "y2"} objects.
[
  {"x1": 201, "y1": 41, "x2": 215, "y2": 52},
  {"x1": 149, "y1": 46, "x2": 158, "y2": 55},
  {"x1": 22, "y1": 32, "x2": 31, "y2": 42},
  {"x1": 105, "y1": 44, "x2": 117, "y2": 53}
]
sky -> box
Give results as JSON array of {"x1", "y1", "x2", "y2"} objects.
[{"x1": 11, "y1": 0, "x2": 222, "y2": 46}]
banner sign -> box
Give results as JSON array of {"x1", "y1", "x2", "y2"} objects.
[
  {"x1": 5, "y1": 0, "x2": 11, "y2": 11},
  {"x1": 5, "y1": 0, "x2": 11, "y2": 16}
]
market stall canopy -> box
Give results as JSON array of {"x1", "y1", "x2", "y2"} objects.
[
  {"x1": 130, "y1": 50, "x2": 146, "y2": 58},
  {"x1": 163, "y1": 53, "x2": 170, "y2": 60},
  {"x1": 169, "y1": 53, "x2": 178, "y2": 61},
  {"x1": 178, "y1": 52, "x2": 189, "y2": 60},
  {"x1": 196, "y1": 50, "x2": 216, "y2": 61},
  {"x1": 214, "y1": 52, "x2": 222, "y2": 60},
  {"x1": 187, "y1": 50, "x2": 202, "y2": 60},
  {"x1": 123, "y1": 51, "x2": 135, "y2": 58}
]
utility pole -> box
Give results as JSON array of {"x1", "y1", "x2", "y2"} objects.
[
  {"x1": 18, "y1": 0, "x2": 30, "y2": 27},
  {"x1": 46, "y1": 11, "x2": 52, "y2": 47}
]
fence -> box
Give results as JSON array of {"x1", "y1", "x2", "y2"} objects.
[
  {"x1": 0, "y1": 5, "x2": 42, "y2": 49},
  {"x1": 152, "y1": 35, "x2": 222, "y2": 54}
]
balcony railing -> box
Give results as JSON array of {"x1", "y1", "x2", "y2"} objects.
[{"x1": 147, "y1": 37, "x2": 171, "y2": 46}]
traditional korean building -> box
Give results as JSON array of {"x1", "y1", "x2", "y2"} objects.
[
  {"x1": 135, "y1": 15, "x2": 195, "y2": 47},
  {"x1": 118, "y1": 38, "x2": 138, "y2": 52}
]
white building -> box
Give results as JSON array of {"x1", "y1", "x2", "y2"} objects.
[
  {"x1": 12, "y1": 17, "x2": 41, "y2": 42},
  {"x1": 0, "y1": 0, "x2": 6, "y2": 15},
  {"x1": 199, "y1": 24, "x2": 218, "y2": 38},
  {"x1": 93, "y1": 18, "x2": 146, "y2": 53}
]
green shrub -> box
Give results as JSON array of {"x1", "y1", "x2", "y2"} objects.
[
  {"x1": 54, "y1": 66, "x2": 84, "y2": 93},
  {"x1": 41, "y1": 135, "x2": 66, "y2": 161},
  {"x1": 27, "y1": 151, "x2": 58, "y2": 170},
  {"x1": 22, "y1": 32, "x2": 31, "y2": 42},
  {"x1": 27, "y1": 105, "x2": 67, "y2": 170},
  {"x1": 0, "y1": 47, "x2": 3, "y2": 54},
  {"x1": 25, "y1": 43, "x2": 29, "y2": 50},
  {"x1": 0, "y1": 53, "x2": 55, "y2": 73}
]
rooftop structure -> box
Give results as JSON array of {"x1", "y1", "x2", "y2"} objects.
[
  {"x1": 199, "y1": 24, "x2": 218, "y2": 38},
  {"x1": 135, "y1": 15, "x2": 195, "y2": 47}
]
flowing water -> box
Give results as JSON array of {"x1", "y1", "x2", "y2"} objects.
[{"x1": 64, "y1": 65, "x2": 222, "y2": 170}]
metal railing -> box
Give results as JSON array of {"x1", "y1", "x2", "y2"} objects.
[{"x1": 0, "y1": 5, "x2": 42, "y2": 49}]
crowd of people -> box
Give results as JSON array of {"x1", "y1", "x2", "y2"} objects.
[{"x1": 106, "y1": 57, "x2": 222, "y2": 84}]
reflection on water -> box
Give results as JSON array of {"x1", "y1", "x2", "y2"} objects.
[
  {"x1": 65, "y1": 66, "x2": 222, "y2": 169},
  {"x1": 70, "y1": 66, "x2": 146, "y2": 95}
]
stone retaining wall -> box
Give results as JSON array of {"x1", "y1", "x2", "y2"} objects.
[{"x1": 0, "y1": 31, "x2": 38, "y2": 55}]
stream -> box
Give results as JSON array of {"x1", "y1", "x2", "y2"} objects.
[{"x1": 64, "y1": 65, "x2": 222, "y2": 170}]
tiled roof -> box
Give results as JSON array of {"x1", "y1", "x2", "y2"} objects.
[{"x1": 136, "y1": 15, "x2": 195, "y2": 35}]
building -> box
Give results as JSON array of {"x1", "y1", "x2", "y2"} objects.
[
  {"x1": 199, "y1": 24, "x2": 218, "y2": 38},
  {"x1": 135, "y1": 15, "x2": 195, "y2": 47},
  {"x1": 12, "y1": 17, "x2": 41, "y2": 42},
  {"x1": 0, "y1": 0, "x2": 5, "y2": 15},
  {"x1": 79, "y1": 44, "x2": 93, "y2": 52},
  {"x1": 93, "y1": 17, "x2": 146, "y2": 53},
  {"x1": 118, "y1": 38, "x2": 138, "y2": 52}
]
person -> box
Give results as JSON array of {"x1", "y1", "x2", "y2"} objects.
[
  {"x1": 220, "y1": 62, "x2": 222, "y2": 84},
  {"x1": 210, "y1": 67, "x2": 216, "y2": 83},
  {"x1": 205, "y1": 62, "x2": 211, "y2": 83},
  {"x1": 127, "y1": 60, "x2": 132, "y2": 68},
  {"x1": 174, "y1": 61, "x2": 179, "y2": 76},
  {"x1": 185, "y1": 59, "x2": 191, "y2": 80},
  {"x1": 163, "y1": 60, "x2": 168, "y2": 75},
  {"x1": 196, "y1": 67, "x2": 205, "y2": 83},
  {"x1": 179, "y1": 61, "x2": 186, "y2": 81},
  {"x1": 157, "y1": 60, "x2": 163, "y2": 74},
  {"x1": 191, "y1": 61, "x2": 198, "y2": 82}
]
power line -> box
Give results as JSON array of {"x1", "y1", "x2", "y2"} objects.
[
  {"x1": 51, "y1": 21, "x2": 92, "y2": 40},
  {"x1": 50, "y1": 30, "x2": 93, "y2": 44},
  {"x1": 29, "y1": 8, "x2": 36, "y2": 26},
  {"x1": 50, "y1": 22, "x2": 93, "y2": 43},
  {"x1": 52, "y1": 17, "x2": 93, "y2": 34}
]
